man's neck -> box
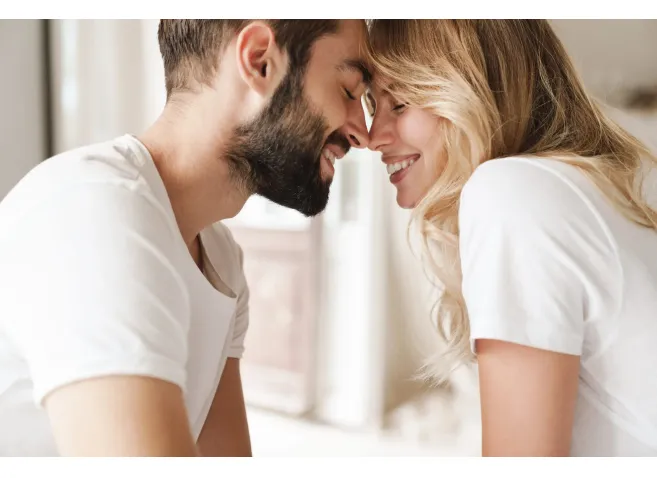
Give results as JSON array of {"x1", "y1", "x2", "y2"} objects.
[{"x1": 137, "y1": 99, "x2": 250, "y2": 248}]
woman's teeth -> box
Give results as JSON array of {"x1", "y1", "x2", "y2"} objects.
[
  {"x1": 322, "y1": 148, "x2": 336, "y2": 166},
  {"x1": 386, "y1": 158, "x2": 416, "y2": 175}
]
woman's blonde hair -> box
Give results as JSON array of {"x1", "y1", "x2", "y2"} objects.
[{"x1": 365, "y1": 20, "x2": 657, "y2": 383}]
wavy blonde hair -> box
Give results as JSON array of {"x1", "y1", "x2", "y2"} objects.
[{"x1": 365, "y1": 19, "x2": 657, "y2": 383}]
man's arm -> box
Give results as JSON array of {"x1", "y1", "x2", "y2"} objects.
[
  {"x1": 44, "y1": 376, "x2": 198, "y2": 456},
  {"x1": 4, "y1": 184, "x2": 201, "y2": 456},
  {"x1": 195, "y1": 225, "x2": 252, "y2": 456},
  {"x1": 197, "y1": 358, "x2": 252, "y2": 457},
  {"x1": 476, "y1": 339, "x2": 580, "y2": 456}
]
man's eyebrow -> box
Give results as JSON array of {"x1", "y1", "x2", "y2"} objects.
[{"x1": 337, "y1": 59, "x2": 372, "y2": 86}]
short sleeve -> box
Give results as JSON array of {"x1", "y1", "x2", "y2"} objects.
[
  {"x1": 0, "y1": 183, "x2": 191, "y2": 406},
  {"x1": 227, "y1": 237, "x2": 250, "y2": 359},
  {"x1": 458, "y1": 158, "x2": 618, "y2": 356},
  {"x1": 198, "y1": 222, "x2": 250, "y2": 359}
]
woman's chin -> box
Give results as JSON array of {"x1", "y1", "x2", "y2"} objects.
[
  {"x1": 395, "y1": 191, "x2": 420, "y2": 210},
  {"x1": 394, "y1": 179, "x2": 435, "y2": 210}
]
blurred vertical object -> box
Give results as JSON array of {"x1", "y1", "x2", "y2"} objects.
[
  {"x1": 0, "y1": 20, "x2": 49, "y2": 199},
  {"x1": 48, "y1": 20, "x2": 165, "y2": 154}
]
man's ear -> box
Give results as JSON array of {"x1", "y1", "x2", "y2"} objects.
[{"x1": 235, "y1": 21, "x2": 287, "y2": 97}]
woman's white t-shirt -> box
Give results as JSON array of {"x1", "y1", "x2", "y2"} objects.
[
  {"x1": 0, "y1": 134, "x2": 250, "y2": 456},
  {"x1": 460, "y1": 156, "x2": 657, "y2": 456}
]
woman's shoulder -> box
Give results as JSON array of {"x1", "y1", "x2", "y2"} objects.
[
  {"x1": 460, "y1": 155, "x2": 594, "y2": 218},
  {"x1": 465, "y1": 155, "x2": 588, "y2": 195}
]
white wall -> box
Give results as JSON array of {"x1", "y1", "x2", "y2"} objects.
[
  {"x1": 48, "y1": 20, "x2": 165, "y2": 154},
  {"x1": 0, "y1": 20, "x2": 48, "y2": 199},
  {"x1": 550, "y1": 20, "x2": 657, "y2": 102}
]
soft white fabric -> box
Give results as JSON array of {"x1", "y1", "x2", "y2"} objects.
[
  {"x1": 0, "y1": 134, "x2": 249, "y2": 456},
  {"x1": 460, "y1": 156, "x2": 657, "y2": 456}
]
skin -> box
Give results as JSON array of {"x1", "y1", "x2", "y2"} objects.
[
  {"x1": 476, "y1": 340, "x2": 580, "y2": 456},
  {"x1": 366, "y1": 85, "x2": 445, "y2": 209},
  {"x1": 367, "y1": 82, "x2": 580, "y2": 457},
  {"x1": 43, "y1": 20, "x2": 371, "y2": 457}
]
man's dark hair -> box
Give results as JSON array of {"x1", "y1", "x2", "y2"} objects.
[{"x1": 158, "y1": 20, "x2": 340, "y2": 97}]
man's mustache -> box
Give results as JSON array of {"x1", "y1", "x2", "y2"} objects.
[{"x1": 324, "y1": 130, "x2": 351, "y2": 156}]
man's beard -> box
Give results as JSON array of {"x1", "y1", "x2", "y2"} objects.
[{"x1": 224, "y1": 69, "x2": 350, "y2": 217}]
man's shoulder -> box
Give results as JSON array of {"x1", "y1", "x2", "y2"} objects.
[
  {"x1": 38, "y1": 135, "x2": 149, "y2": 189},
  {"x1": 3, "y1": 135, "x2": 152, "y2": 208},
  {"x1": 1, "y1": 135, "x2": 171, "y2": 227},
  {"x1": 0, "y1": 137, "x2": 181, "y2": 258}
]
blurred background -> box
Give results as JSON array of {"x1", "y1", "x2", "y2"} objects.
[{"x1": 0, "y1": 19, "x2": 656, "y2": 456}]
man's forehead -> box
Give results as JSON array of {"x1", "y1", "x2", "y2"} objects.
[
  {"x1": 331, "y1": 20, "x2": 370, "y2": 64},
  {"x1": 337, "y1": 59, "x2": 372, "y2": 86},
  {"x1": 310, "y1": 20, "x2": 372, "y2": 84}
]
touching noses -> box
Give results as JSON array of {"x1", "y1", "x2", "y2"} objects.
[
  {"x1": 367, "y1": 112, "x2": 394, "y2": 152},
  {"x1": 341, "y1": 100, "x2": 370, "y2": 150}
]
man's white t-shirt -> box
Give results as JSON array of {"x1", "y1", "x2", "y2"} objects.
[
  {"x1": 0, "y1": 134, "x2": 250, "y2": 456},
  {"x1": 459, "y1": 156, "x2": 657, "y2": 456}
]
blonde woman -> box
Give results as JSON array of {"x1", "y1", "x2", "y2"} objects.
[{"x1": 365, "y1": 19, "x2": 657, "y2": 456}]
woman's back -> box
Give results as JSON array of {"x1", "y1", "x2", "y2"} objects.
[
  {"x1": 569, "y1": 160, "x2": 657, "y2": 456},
  {"x1": 459, "y1": 156, "x2": 657, "y2": 455}
]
